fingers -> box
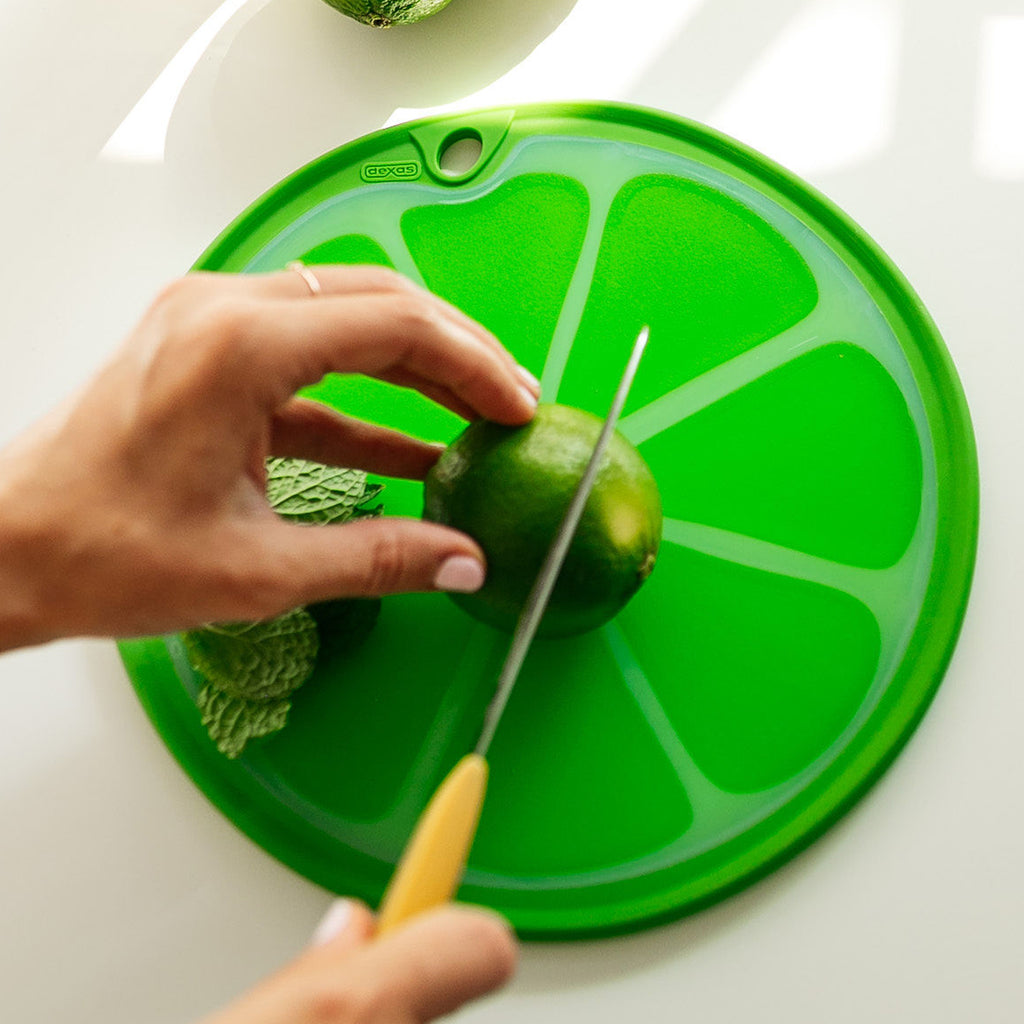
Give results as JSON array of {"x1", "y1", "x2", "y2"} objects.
[
  {"x1": 237, "y1": 264, "x2": 420, "y2": 302},
  {"x1": 262, "y1": 516, "x2": 487, "y2": 608},
  {"x1": 173, "y1": 267, "x2": 540, "y2": 427},
  {"x1": 226, "y1": 263, "x2": 532, "y2": 392},
  {"x1": 270, "y1": 399, "x2": 445, "y2": 480},
  {"x1": 372, "y1": 367, "x2": 479, "y2": 423},
  {"x1": 360, "y1": 906, "x2": 518, "y2": 1022},
  {"x1": 249, "y1": 292, "x2": 538, "y2": 426},
  {"x1": 298, "y1": 906, "x2": 517, "y2": 1024},
  {"x1": 208, "y1": 905, "x2": 516, "y2": 1024},
  {"x1": 244, "y1": 266, "x2": 512, "y2": 366},
  {"x1": 309, "y1": 899, "x2": 376, "y2": 953},
  {"x1": 190, "y1": 264, "x2": 413, "y2": 300}
]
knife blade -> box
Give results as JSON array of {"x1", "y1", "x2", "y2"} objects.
[{"x1": 376, "y1": 326, "x2": 650, "y2": 934}]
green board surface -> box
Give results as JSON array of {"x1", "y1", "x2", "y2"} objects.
[{"x1": 119, "y1": 103, "x2": 978, "y2": 939}]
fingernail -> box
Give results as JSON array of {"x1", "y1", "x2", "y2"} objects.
[
  {"x1": 518, "y1": 383, "x2": 539, "y2": 410},
  {"x1": 311, "y1": 899, "x2": 354, "y2": 946},
  {"x1": 434, "y1": 555, "x2": 485, "y2": 593},
  {"x1": 515, "y1": 364, "x2": 541, "y2": 394}
]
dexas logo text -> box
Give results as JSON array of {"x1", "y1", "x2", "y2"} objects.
[{"x1": 361, "y1": 161, "x2": 421, "y2": 182}]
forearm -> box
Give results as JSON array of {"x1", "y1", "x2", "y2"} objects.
[{"x1": 0, "y1": 465, "x2": 55, "y2": 653}]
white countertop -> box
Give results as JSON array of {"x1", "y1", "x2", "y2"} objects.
[{"x1": 1, "y1": 1, "x2": 1022, "y2": 1021}]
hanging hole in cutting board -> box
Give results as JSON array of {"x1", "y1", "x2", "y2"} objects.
[{"x1": 439, "y1": 129, "x2": 484, "y2": 177}]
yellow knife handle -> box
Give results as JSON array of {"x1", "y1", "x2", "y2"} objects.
[{"x1": 376, "y1": 753, "x2": 489, "y2": 935}]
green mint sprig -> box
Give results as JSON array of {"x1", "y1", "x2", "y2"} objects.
[
  {"x1": 182, "y1": 457, "x2": 384, "y2": 758},
  {"x1": 197, "y1": 686, "x2": 292, "y2": 761},
  {"x1": 182, "y1": 608, "x2": 320, "y2": 702},
  {"x1": 266, "y1": 458, "x2": 383, "y2": 524}
]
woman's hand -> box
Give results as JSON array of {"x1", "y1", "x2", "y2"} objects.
[
  {"x1": 0, "y1": 267, "x2": 539, "y2": 650},
  {"x1": 203, "y1": 900, "x2": 517, "y2": 1024}
]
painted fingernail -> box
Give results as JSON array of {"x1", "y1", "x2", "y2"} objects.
[
  {"x1": 434, "y1": 555, "x2": 486, "y2": 593},
  {"x1": 515, "y1": 364, "x2": 541, "y2": 393},
  {"x1": 518, "y1": 383, "x2": 539, "y2": 410},
  {"x1": 311, "y1": 899, "x2": 354, "y2": 946}
]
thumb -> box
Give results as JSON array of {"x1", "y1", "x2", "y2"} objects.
[
  {"x1": 206, "y1": 905, "x2": 517, "y2": 1024},
  {"x1": 355, "y1": 906, "x2": 519, "y2": 1022},
  {"x1": 268, "y1": 515, "x2": 487, "y2": 603}
]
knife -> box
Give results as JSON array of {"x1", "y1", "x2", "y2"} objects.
[{"x1": 376, "y1": 325, "x2": 650, "y2": 934}]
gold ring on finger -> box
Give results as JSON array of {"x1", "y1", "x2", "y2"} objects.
[{"x1": 286, "y1": 260, "x2": 323, "y2": 297}]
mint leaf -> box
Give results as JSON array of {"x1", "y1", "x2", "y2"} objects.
[
  {"x1": 183, "y1": 458, "x2": 387, "y2": 759},
  {"x1": 352, "y1": 482, "x2": 384, "y2": 519},
  {"x1": 266, "y1": 458, "x2": 381, "y2": 524},
  {"x1": 182, "y1": 608, "x2": 319, "y2": 702},
  {"x1": 197, "y1": 684, "x2": 291, "y2": 759}
]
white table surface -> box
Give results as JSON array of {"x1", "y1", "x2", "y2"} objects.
[{"x1": 1, "y1": 0, "x2": 1021, "y2": 1021}]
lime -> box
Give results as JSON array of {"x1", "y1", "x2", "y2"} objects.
[
  {"x1": 320, "y1": 0, "x2": 455, "y2": 27},
  {"x1": 423, "y1": 404, "x2": 663, "y2": 637}
]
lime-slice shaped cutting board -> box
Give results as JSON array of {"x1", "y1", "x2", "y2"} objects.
[{"x1": 119, "y1": 103, "x2": 978, "y2": 939}]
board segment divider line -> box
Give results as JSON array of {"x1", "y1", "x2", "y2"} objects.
[
  {"x1": 602, "y1": 623, "x2": 729, "y2": 805},
  {"x1": 659, "y1": 517, "x2": 926, "y2": 632},
  {"x1": 656, "y1": 513, "x2": 937, "y2": 769},
  {"x1": 538, "y1": 175, "x2": 627, "y2": 399},
  {"x1": 601, "y1": 622, "x2": 804, "y2": 863},
  {"x1": 260, "y1": 623, "x2": 504, "y2": 864},
  {"x1": 618, "y1": 310, "x2": 831, "y2": 446},
  {"x1": 361, "y1": 624, "x2": 503, "y2": 853},
  {"x1": 368, "y1": 219, "x2": 428, "y2": 290},
  {"x1": 601, "y1": 604, "x2": 925, "y2": 874}
]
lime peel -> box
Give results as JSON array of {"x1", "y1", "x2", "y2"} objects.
[{"x1": 424, "y1": 403, "x2": 663, "y2": 637}]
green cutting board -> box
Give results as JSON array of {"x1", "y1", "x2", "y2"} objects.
[{"x1": 119, "y1": 102, "x2": 978, "y2": 939}]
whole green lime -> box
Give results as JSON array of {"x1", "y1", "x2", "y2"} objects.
[
  {"x1": 424, "y1": 403, "x2": 663, "y2": 637},
  {"x1": 320, "y1": 0, "x2": 455, "y2": 27}
]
